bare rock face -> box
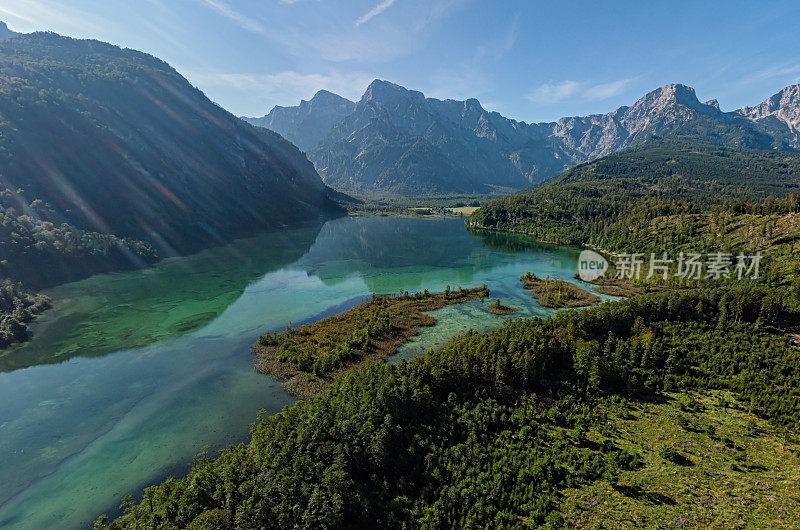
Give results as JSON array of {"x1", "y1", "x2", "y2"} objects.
[
  {"x1": 244, "y1": 90, "x2": 355, "y2": 152},
  {"x1": 551, "y1": 84, "x2": 725, "y2": 161},
  {"x1": 737, "y1": 85, "x2": 800, "y2": 149},
  {"x1": 248, "y1": 80, "x2": 800, "y2": 197},
  {"x1": 308, "y1": 80, "x2": 561, "y2": 195}
]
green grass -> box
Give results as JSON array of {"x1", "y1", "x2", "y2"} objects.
[{"x1": 561, "y1": 390, "x2": 800, "y2": 528}]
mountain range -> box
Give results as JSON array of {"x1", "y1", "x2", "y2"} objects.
[
  {"x1": 0, "y1": 29, "x2": 338, "y2": 287},
  {"x1": 245, "y1": 80, "x2": 800, "y2": 197}
]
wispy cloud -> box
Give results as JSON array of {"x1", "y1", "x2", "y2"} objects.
[
  {"x1": 0, "y1": 5, "x2": 37, "y2": 26},
  {"x1": 426, "y1": 12, "x2": 517, "y2": 104},
  {"x1": 527, "y1": 81, "x2": 582, "y2": 104},
  {"x1": 197, "y1": 0, "x2": 266, "y2": 35},
  {"x1": 746, "y1": 62, "x2": 800, "y2": 84},
  {"x1": 528, "y1": 78, "x2": 634, "y2": 104},
  {"x1": 502, "y1": 14, "x2": 520, "y2": 56},
  {"x1": 473, "y1": 13, "x2": 519, "y2": 62},
  {"x1": 427, "y1": 66, "x2": 491, "y2": 101},
  {"x1": 355, "y1": 0, "x2": 397, "y2": 27},
  {"x1": 260, "y1": 0, "x2": 465, "y2": 63},
  {"x1": 0, "y1": 0, "x2": 105, "y2": 34},
  {"x1": 411, "y1": 0, "x2": 465, "y2": 32},
  {"x1": 187, "y1": 70, "x2": 375, "y2": 115},
  {"x1": 584, "y1": 78, "x2": 634, "y2": 100}
]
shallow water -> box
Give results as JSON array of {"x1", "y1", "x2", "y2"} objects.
[{"x1": 0, "y1": 216, "x2": 607, "y2": 529}]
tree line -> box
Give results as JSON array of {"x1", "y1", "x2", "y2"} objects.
[{"x1": 98, "y1": 285, "x2": 800, "y2": 528}]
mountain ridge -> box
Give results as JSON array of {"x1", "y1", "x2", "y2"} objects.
[
  {"x1": 247, "y1": 80, "x2": 800, "y2": 197},
  {"x1": 245, "y1": 89, "x2": 356, "y2": 152},
  {"x1": 0, "y1": 30, "x2": 339, "y2": 288},
  {"x1": 738, "y1": 84, "x2": 800, "y2": 149}
]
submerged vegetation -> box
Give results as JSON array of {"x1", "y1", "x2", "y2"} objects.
[
  {"x1": 253, "y1": 285, "x2": 490, "y2": 397},
  {"x1": 521, "y1": 271, "x2": 600, "y2": 308},
  {"x1": 100, "y1": 285, "x2": 800, "y2": 528}
]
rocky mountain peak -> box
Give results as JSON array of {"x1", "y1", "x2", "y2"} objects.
[
  {"x1": 361, "y1": 79, "x2": 425, "y2": 105},
  {"x1": 252, "y1": 80, "x2": 800, "y2": 197},
  {"x1": 737, "y1": 85, "x2": 800, "y2": 145},
  {"x1": 743, "y1": 85, "x2": 800, "y2": 115},
  {"x1": 309, "y1": 89, "x2": 350, "y2": 105},
  {"x1": 297, "y1": 89, "x2": 354, "y2": 114},
  {"x1": 634, "y1": 83, "x2": 705, "y2": 111},
  {"x1": 242, "y1": 88, "x2": 355, "y2": 152},
  {"x1": 463, "y1": 98, "x2": 484, "y2": 111}
]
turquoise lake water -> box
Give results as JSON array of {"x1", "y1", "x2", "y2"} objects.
[{"x1": 0, "y1": 216, "x2": 608, "y2": 529}]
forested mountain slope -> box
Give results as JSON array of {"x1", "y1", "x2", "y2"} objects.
[
  {"x1": 469, "y1": 139, "x2": 800, "y2": 260},
  {"x1": 0, "y1": 31, "x2": 339, "y2": 289}
]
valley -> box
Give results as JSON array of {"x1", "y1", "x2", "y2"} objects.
[
  {"x1": 94, "y1": 136, "x2": 800, "y2": 529},
  {"x1": 1, "y1": 7, "x2": 800, "y2": 529},
  {"x1": 0, "y1": 216, "x2": 599, "y2": 529}
]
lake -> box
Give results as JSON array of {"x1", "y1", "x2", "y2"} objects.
[{"x1": 0, "y1": 216, "x2": 604, "y2": 529}]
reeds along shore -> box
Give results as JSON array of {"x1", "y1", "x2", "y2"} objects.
[{"x1": 252, "y1": 285, "x2": 490, "y2": 397}]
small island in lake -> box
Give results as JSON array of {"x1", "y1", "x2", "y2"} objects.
[
  {"x1": 484, "y1": 298, "x2": 517, "y2": 315},
  {"x1": 253, "y1": 285, "x2": 490, "y2": 397},
  {"x1": 520, "y1": 271, "x2": 599, "y2": 308}
]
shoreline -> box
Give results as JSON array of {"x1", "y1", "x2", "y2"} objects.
[{"x1": 252, "y1": 286, "x2": 491, "y2": 398}]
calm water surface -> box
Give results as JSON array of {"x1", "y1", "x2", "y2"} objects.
[{"x1": 0, "y1": 216, "x2": 607, "y2": 529}]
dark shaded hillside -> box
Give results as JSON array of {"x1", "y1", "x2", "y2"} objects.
[
  {"x1": 0, "y1": 204, "x2": 159, "y2": 289},
  {"x1": 0, "y1": 32, "x2": 337, "y2": 276}
]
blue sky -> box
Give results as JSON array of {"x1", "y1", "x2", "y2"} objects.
[{"x1": 1, "y1": 0, "x2": 799, "y2": 122}]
